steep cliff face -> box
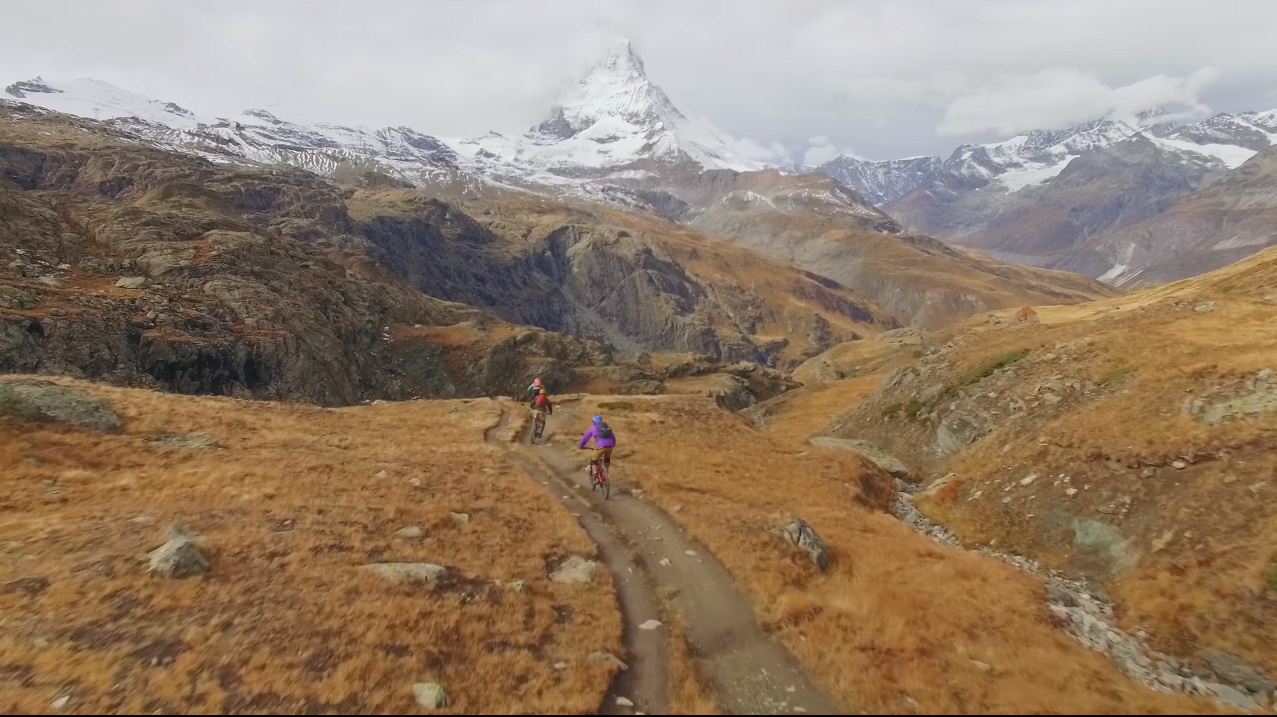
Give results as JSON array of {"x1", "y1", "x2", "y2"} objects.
[
  {"x1": 0, "y1": 107, "x2": 619, "y2": 404},
  {"x1": 345, "y1": 188, "x2": 893, "y2": 368}
]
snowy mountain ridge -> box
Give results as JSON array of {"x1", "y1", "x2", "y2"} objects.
[{"x1": 814, "y1": 111, "x2": 1277, "y2": 206}]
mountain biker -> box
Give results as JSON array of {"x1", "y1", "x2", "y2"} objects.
[
  {"x1": 529, "y1": 388, "x2": 553, "y2": 423},
  {"x1": 524, "y1": 378, "x2": 544, "y2": 400},
  {"x1": 578, "y1": 414, "x2": 616, "y2": 476}
]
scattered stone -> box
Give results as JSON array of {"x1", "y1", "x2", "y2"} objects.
[
  {"x1": 0, "y1": 379, "x2": 121, "y2": 433},
  {"x1": 1202, "y1": 681, "x2": 1256, "y2": 710},
  {"x1": 507, "y1": 579, "x2": 528, "y2": 594},
  {"x1": 616, "y1": 696, "x2": 634, "y2": 707},
  {"x1": 1141, "y1": 467, "x2": 1157, "y2": 479},
  {"x1": 50, "y1": 696, "x2": 71, "y2": 709},
  {"x1": 148, "y1": 525, "x2": 210, "y2": 579},
  {"x1": 1065, "y1": 487, "x2": 1078, "y2": 497},
  {"x1": 971, "y1": 660, "x2": 992, "y2": 672},
  {"x1": 395, "y1": 526, "x2": 425, "y2": 540},
  {"x1": 412, "y1": 682, "x2": 449, "y2": 709},
  {"x1": 916, "y1": 472, "x2": 959, "y2": 499},
  {"x1": 1001, "y1": 496, "x2": 1012, "y2": 504},
  {"x1": 364, "y1": 562, "x2": 447, "y2": 584},
  {"x1": 775, "y1": 516, "x2": 829, "y2": 571},
  {"x1": 374, "y1": 469, "x2": 388, "y2": 479},
  {"x1": 549, "y1": 555, "x2": 596, "y2": 583},
  {"x1": 1046, "y1": 582, "x2": 1080, "y2": 608},
  {"x1": 638, "y1": 619, "x2": 662, "y2": 631},
  {"x1": 148, "y1": 432, "x2": 222, "y2": 450},
  {"x1": 669, "y1": 504, "x2": 682, "y2": 513},
  {"x1": 115, "y1": 276, "x2": 151, "y2": 289},
  {"x1": 450, "y1": 512, "x2": 470, "y2": 527},
  {"x1": 553, "y1": 661, "x2": 568, "y2": 670},
  {"x1": 658, "y1": 558, "x2": 671, "y2": 567},
  {"x1": 1203, "y1": 648, "x2": 1277, "y2": 694},
  {"x1": 684, "y1": 550, "x2": 697, "y2": 557},
  {"x1": 408, "y1": 477, "x2": 422, "y2": 487},
  {"x1": 1151, "y1": 530, "x2": 1175, "y2": 553},
  {"x1": 1193, "y1": 301, "x2": 1216, "y2": 313},
  {"x1": 1019, "y1": 474, "x2": 1037, "y2": 486},
  {"x1": 588, "y1": 651, "x2": 628, "y2": 671},
  {"x1": 37, "y1": 275, "x2": 63, "y2": 288},
  {"x1": 1172, "y1": 460, "x2": 1188, "y2": 470}
]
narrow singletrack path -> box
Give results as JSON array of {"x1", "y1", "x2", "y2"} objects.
[{"x1": 487, "y1": 398, "x2": 850, "y2": 715}]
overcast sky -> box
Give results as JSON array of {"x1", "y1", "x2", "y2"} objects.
[{"x1": 2, "y1": 0, "x2": 1275, "y2": 162}]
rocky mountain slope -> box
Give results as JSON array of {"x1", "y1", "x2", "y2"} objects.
[
  {"x1": 1052, "y1": 143, "x2": 1277, "y2": 285},
  {"x1": 812, "y1": 111, "x2": 1277, "y2": 285},
  {"x1": 1, "y1": 101, "x2": 889, "y2": 407},
  {"x1": 807, "y1": 246, "x2": 1277, "y2": 708}
]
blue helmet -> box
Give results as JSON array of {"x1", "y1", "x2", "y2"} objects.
[{"x1": 592, "y1": 415, "x2": 602, "y2": 424}]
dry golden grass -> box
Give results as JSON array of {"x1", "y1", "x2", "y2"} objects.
[
  {"x1": 554, "y1": 394, "x2": 1222, "y2": 714},
  {"x1": 0, "y1": 378, "x2": 621, "y2": 714}
]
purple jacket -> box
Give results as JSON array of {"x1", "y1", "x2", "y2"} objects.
[{"x1": 578, "y1": 423, "x2": 616, "y2": 449}]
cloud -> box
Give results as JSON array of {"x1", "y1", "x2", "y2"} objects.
[
  {"x1": 801, "y1": 136, "x2": 848, "y2": 166},
  {"x1": 938, "y1": 67, "x2": 1222, "y2": 136},
  {"x1": 0, "y1": 0, "x2": 1273, "y2": 159}
]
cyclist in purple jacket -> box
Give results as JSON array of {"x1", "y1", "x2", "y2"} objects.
[{"x1": 578, "y1": 414, "x2": 617, "y2": 472}]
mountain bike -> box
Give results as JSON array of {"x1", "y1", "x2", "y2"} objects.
[
  {"x1": 588, "y1": 459, "x2": 610, "y2": 500},
  {"x1": 531, "y1": 411, "x2": 546, "y2": 443}
]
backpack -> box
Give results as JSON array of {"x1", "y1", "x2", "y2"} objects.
[{"x1": 596, "y1": 422, "x2": 614, "y2": 440}]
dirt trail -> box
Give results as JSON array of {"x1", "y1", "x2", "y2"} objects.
[
  {"x1": 486, "y1": 402, "x2": 670, "y2": 716},
  {"x1": 489, "y1": 398, "x2": 849, "y2": 716}
]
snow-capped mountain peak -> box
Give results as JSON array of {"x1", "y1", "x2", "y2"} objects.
[{"x1": 461, "y1": 39, "x2": 769, "y2": 175}]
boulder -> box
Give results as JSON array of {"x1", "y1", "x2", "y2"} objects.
[
  {"x1": 0, "y1": 379, "x2": 121, "y2": 433},
  {"x1": 394, "y1": 526, "x2": 425, "y2": 540},
  {"x1": 364, "y1": 562, "x2": 448, "y2": 584},
  {"x1": 1203, "y1": 649, "x2": 1277, "y2": 694},
  {"x1": 777, "y1": 516, "x2": 829, "y2": 571},
  {"x1": 412, "y1": 682, "x2": 449, "y2": 709},
  {"x1": 114, "y1": 276, "x2": 151, "y2": 289},
  {"x1": 148, "y1": 525, "x2": 210, "y2": 579},
  {"x1": 808, "y1": 436, "x2": 909, "y2": 479},
  {"x1": 549, "y1": 555, "x2": 596, "y2": 583}
]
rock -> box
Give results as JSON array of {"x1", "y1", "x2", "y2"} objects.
[
  {"x1": 616, "y1": 696, "x2": 635, "y2": 707},
  {"x1": 971, "y1": 660, "x2": 992, "y2": 672},
  {"x1": 364, "y1": 562, "x2": 447, "y2": 583},
  {"x1": 408, "y1": 477, "x2": 422, "y2": 487},
  {"x1": 148, "y1": 432, "x2": 223, "y2": 450},
  {"x1": 1203, "y1": 649, "x2": 1277, "y2": 694},
  {"x1": 553, "y1": 661, "x2": 568, "y2": 670},
  {"x1": 589, "y1": 651, "x2": 628, "y2": 671},
  {"x1": 1172, "y1": 460, "x2": 1188, "y2": 470},
  {"x1": 1046, "y1": 582, "x2": 1079, "y2": 608},
  {"x1": 777, "y1": 516, "x2": 829, "y2": 571},
  {"x1": 1065, "y1": 487, "x2": 1078, "y2": 496},
  {"x1": 374, "y1": 469, "x2": 388, "y2": 479},
  {"x1": 1020, "y1": 474, "x2": 1037, "y2": 486},
  {"x1": 412, "y1": 682, "x2": 449, "y2": 709},
  {"x1": 1193, "y1": 302, "x2": 1216, "y2": 313},
  {"x1": 1151, "y1": 530, "x2": 1175, "y2": 553},
  {"x1": 37, "y1": 275, "x2": 63, "y2": 288},
  {"x1": 0, "y1": 285, "x2": 37, "y2": 310},
  {"x1": 549, "y1": 555, "x2": 596, "y2": 583},
  {"x1": 638, "y1": 619, "x2": 662, "y2": 631},
  {"x1": 507, "y1": 579, "x2": 528, "y2": 594},
  {"x1": 0, "y1": 379, "x2": 121, "y2": 433},
  {"x1": 115, "y1": 276, "x2": 152, "y2": 289},
  {"x1": 808, "y1": 437, "x2": 910, "y2": 479},
  {"x1": 148, "y1": 525, "x2": 210, "y2": 579},
  {"x1": 916, "y1": 472, "x2": 959, "y2": 499},
  {"x1": 50, "y1": 696, "x2": 71, "y2": 709},
  {"x1": 395, "y1": 526, "x2": 425, "y2": 540},
  {"x1": 1202, "y1": 681, "x2": 1256, "y2": 710},
  {"x1": 450, "y1": 512, "x2": 470, "y2": 527}
]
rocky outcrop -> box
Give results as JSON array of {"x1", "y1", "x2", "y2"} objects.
[
  {"x1": 775, "y1": 516, "x2": 829, "y2": 571},
  {"x1": 0, "y1": 379, "x2": 120, "y2": 432}
]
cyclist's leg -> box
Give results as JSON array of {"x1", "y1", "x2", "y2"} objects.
[{"x1": 601, "y1": 446, "x2": 613, "y2": 468}]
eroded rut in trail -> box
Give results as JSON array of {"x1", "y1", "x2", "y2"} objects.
[{"x1": 485, "y1": 399, "x2": 847, "y2": 716}]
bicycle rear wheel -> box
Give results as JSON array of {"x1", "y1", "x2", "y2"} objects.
[{"x1": 599, "y1": 463, "x2": 610, "y2": 500}]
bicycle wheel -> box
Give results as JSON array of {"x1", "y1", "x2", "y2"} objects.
[
  {"x1": 600, "y1": 463, "x2": 610, "y2": 500},
  {"x1": 531, "y1": 414, "x2": 543, "y2": 443}
]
